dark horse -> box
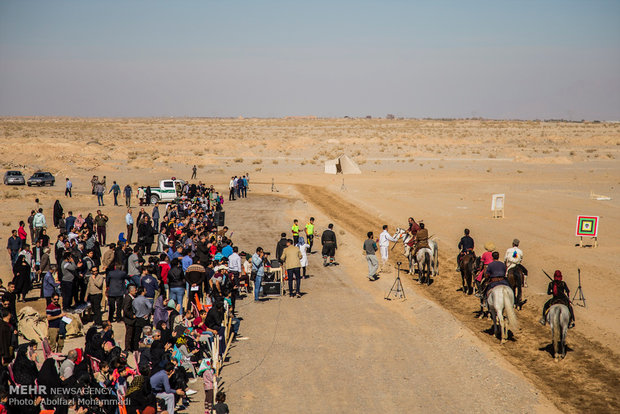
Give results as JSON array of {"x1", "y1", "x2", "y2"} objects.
[
  {"x1": 506, "y1": 264, "x2": 528, "y2": 310},
  {"x1": 458, "y1": 253, "x2": 476, "y2": 295}
]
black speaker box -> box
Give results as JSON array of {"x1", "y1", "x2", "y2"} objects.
[
  {"x1": 262, "y1": 281, "x2": 281, "y2": 296},
  {"x1": 214, "y1": 211, "x2": 225, "y2": 227}
]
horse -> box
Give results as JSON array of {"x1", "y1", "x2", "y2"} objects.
[
  {"x1": 486, "y1": 284, "x2": 519, "y2": 344},
  {"x1": 394, "y1": 228, "x2": 439, "y2": 277},
  {"x1": 458, "y1": 253, "x2": 476, "y2": 295},
  {"x1": 415, "y1": 247, "x2": 434, "y2": 285},
  {"x1": 547, "y1": 303, "x2": 570, "y2": 360},
  {"x1": 506, "y1": 264, "x2": 528, "y2": 309}
]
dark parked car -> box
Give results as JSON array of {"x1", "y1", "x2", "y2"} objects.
[
  {"x1": 3, "y1": 170, "x2": 26, "y2": 185},
  {"x1": 27, "y1": 171, "x2": 55, "y2": 186}
]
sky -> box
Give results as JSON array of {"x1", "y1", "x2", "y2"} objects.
[{"x1": 0, "y1": 0, "x2": 619, "y2": 119}]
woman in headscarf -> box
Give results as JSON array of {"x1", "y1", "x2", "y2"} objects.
[
  {"x1": 84, "y1": 213, "x2": 94, "y2": 233},
  {"x1": 13, "y1": 343, "x2": 38, "y2": 385},
  {"x1": 37, "y1": 358, "x2": 69, "y2": 414},
  {"x1": 11, "y1": 255, "x2": 31, "y2": 302},
  {"x1": 75, "y1": 214, "x2": 85, "y2": 230},
  {"x1": 84, "y1": 326, "x2": 103, "y2": 358},
  {"x1": 125, "y1": 366, "x2": 157, "y2": 414},
  {"x1": 156, "y1": 320, "x2": 171, "y2": 344},
  {"x1": 153, "y1": 294, "x2": 169, "y2": 328}
]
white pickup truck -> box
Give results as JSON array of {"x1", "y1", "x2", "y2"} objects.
[{"x1": 139, "y1": 179, "x2": 185, "y2": 204}]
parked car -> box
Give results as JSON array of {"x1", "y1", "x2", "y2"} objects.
[
  {"x1": 3, "y1": 170, "x2": 26, "y2": 185},
  {"x1": 139, "y1": 179, "x2": 185, "y2": 204},
  {"x1": 27, "y1": 172, "x2": 55, "y2": 186}
]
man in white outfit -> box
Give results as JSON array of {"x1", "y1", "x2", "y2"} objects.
[
  {"x1": 504, "y1": 238, "x2": 525, "y2": 285},
  {"x1": 378, "y1": 225, "x2": 398, "y2": 272}
]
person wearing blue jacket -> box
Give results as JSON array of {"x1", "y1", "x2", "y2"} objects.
[{"x1": 42, "y1": 265, "x2": 60, "y2": 305}]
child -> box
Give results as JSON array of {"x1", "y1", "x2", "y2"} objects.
[
  {"x1": 94, "y1": 361, "x2": 111, "y2": 387},
  {"x1": 200, "y1": 359, "x2": 215, "y2": 414},
  {"x1": 140, "y1": 325, "x2": 154, "y2": 349},
  {"x1": 214, "y1": 391, "x2": 229, "y2": 414}
]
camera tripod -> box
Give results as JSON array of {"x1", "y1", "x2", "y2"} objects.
[
  {"x1": 572, "y1": 268, "x2": 586, "y2": 307},
  {"x1": 385, "y1": 262, "x2": 406, "y2": 300}
]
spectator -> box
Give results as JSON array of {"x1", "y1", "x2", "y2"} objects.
[
  {"x1": 65, "y1": 178, "x2": 72, "y2": 197},
  {"x1": 46, "y1": 293, "x2": 65, "y2": 353},
  {"x1": 86, "y1": 266, "x2": 104, "y2": 327},
  {"x1": 107, "y1": 262, "x2": 128, "y2": 322},
  {"x1": 109, "y1": 181, "x2": 121, "y2": 206},
  {"x1": 42, "y1": 264, "x2": 60, "y2": 305}
]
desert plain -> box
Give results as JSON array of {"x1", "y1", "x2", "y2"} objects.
[{"x1": 1, "y1": 117, "x2": 619, "y2": 413}]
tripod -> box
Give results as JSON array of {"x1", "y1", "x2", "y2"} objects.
[
  {"x1": 385, "y1": 262, "x2": 406, "y2": 300},
  {"x1": 572, "y1": 268, "x2": 586, "y2": 307}
]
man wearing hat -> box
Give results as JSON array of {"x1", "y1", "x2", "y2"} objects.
[{"x1": 504, "y1": 239, "x2": 524, "y2": 285}]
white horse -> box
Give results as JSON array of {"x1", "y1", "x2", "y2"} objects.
[
  {"x1": 547, "y1": 304, "x2": 570, "y2": 361},
  {"x1": 415, "y1": 247, "x2": 435, "y2": 285},
  {"x1": 486, "y1": 284, "x2": 519, "y2": 344},
  {"x1": 394, "y1": 227, "x2": 439, "y2": 276}
]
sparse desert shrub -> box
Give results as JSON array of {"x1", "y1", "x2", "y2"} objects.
[
  {"x1": 272, "y1": 160, "x2": 279, "y2": 164},
  {"x1": 252, "y1": 160, "x2": 262, "y2": 164},
  {"x1": 234, "y1": 158, "x2": 243, "y2": 163},
  {"x1": 488, "y1": 153, "x2": 496, "y2": 159}
]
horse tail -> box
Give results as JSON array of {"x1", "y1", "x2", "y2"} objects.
[{"x1": 503, "y1": 286, "x2": 519, "y2": 331}]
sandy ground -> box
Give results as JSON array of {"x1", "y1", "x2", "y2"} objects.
[{"x1": 3, "y1": 118, "x2": 619, "y2": 413}]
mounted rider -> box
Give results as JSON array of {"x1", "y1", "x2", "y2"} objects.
[
  {"x1": 540, "y1": 270, "x2": 575, "y2": 328},
  {"x1": 413, "y1": 222, "x2": 429, "y2": 257},
  {"x1": 504, "y1": 238, "x2": 525, "y2": 286},
  {"x1": 456, "y1": 228, "x2": 475, "y2": 271},
  {"x1": 405, "y1": 217, "x2": 421, "y2": 256},
  {"x1": 475, "y1": 242, "x2": 495, "y2": 293},
  {"x1": 480, "y1": 251, "x2": 509, "y2": 298}
]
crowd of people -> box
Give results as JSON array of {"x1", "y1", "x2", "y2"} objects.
[{"x1": 1, "y1": 179, "x2": 271, "y2": 414}]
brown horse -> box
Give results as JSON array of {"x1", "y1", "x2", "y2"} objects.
[
  {"x1": 458, "y1": 253, "x2": 476, "y2": 295},
  {"x1": 506, "y1": 264, "x2": 528, "y2": 309}
]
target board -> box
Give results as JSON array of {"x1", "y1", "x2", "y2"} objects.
[{"x1": 576, "y1": 216, "x2": 599, "y2": 237}]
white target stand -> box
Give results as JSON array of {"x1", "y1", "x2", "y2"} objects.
[
  {"x1": 576, "y1": 215, "x2": 599, "y2": 248},
  {"x1": 491, "y1": 194, "x2": 505, "y2": 219}
]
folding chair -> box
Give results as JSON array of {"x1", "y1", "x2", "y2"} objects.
[
  {"x1": 41, "y1": 337, "x2": 64, "y2": 360},
  {"x1": 7, "y1": 362, "x2": 17, "y2": 385},
  {"x1": 88, "y1": 355, "x2": 102, "y2": 374}
]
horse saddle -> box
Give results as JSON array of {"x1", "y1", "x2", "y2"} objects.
[{"x1": 550, "y1": 297, "x2": 569, "y2": 307}]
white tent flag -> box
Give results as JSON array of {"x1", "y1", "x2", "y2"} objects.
[{"x1": 324, "y1": 154, "x2": 362, "y2": 174}]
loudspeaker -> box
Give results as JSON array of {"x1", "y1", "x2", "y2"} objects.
[
  {"x1": 214, "y1": 211, "x2": 225, "y2": 227},
  {"x1": 262, "y1": 282, "x2": 281, "y2": 296}
]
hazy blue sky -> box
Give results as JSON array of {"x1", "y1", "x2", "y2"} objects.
[{"x1": 1, "y1": 0, "x2": 619, "y2": 119}]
